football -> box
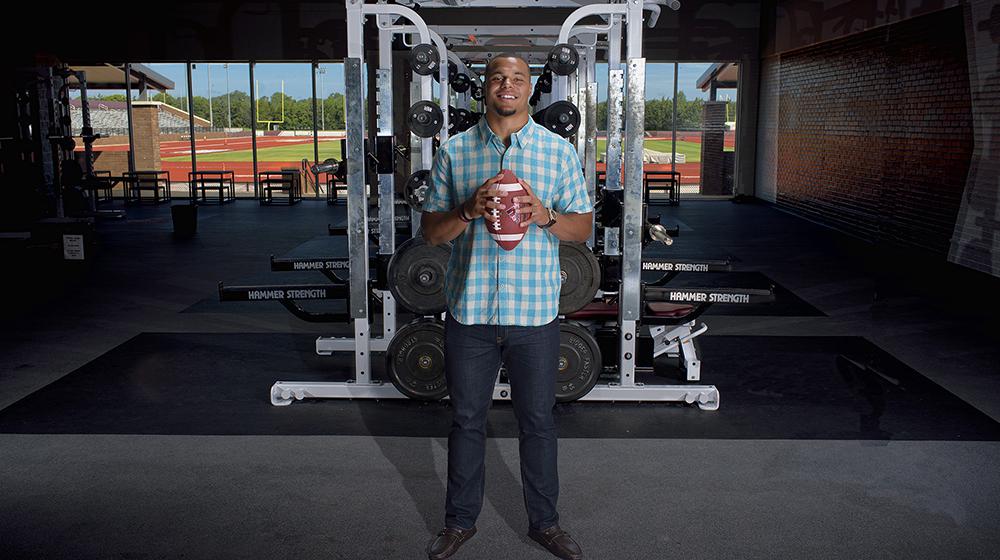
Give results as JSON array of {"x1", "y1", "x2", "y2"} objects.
[{"x1": 490, "y1": 169, "x2": 529, "y2": 251}]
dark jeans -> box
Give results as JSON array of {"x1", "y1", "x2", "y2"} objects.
[{"x1": 443, "y1": 314, "x2": 560, "y2": 531}]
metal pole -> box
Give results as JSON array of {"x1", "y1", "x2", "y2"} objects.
[
  {"x1": 186, "y1": 62, "x2": 197, "y2": 182},
  {"x1": 124, "y1": 63, "x2": 136, "y2": 176},
  {"x1": 225, "y1": 63, "x2": 231, "y2": 128},
  {"x1": 319, "y1": 67, "x2": 326, "y2": 130},
  {"x1": 249, "y1": 62, "x2": 259, "y2": 198},
  {"x1": 312, "y1": 61, "x2": 320, "y2": 196},
  {"x1": 208, "y1": 63, "x2": 214, "y2": 127},
  {"x1": 671, "y1": 62, "x2": 678, "y2": 176}
]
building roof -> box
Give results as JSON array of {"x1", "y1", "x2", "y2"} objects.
[
  {"x1": 64, "y1": 63, "x2": 175, "y2": 91},
  {"x1": 696, "y1": 62, "x2": 738, "y2": 91}
]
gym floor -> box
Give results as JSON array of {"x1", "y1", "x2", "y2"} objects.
[{"x1": 2, "y1": 200, "x2": 999, "y2": 559}]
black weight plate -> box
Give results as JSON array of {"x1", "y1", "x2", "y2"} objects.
[
  {"x1": 547, "y1": 43, "x2": 579, "y2": 76},
  {"x1": 556, "y1": 322, "x2": 602, "y2": 402},
  {"x1": 407, "y1": 101, "x2": 444, "y2": 138},
  {"x1": 535, "y1": 72, "x2": 552, "y2": 93},
  {"x1": 404, "y1": 169, "x2": 432, "y2": 212},
  {"x1": 470, "y1": 84, "x2": 483, "y2": 100},
  {"x1": 559, "y1": 242, "x2": 601, "y2": 315},
  {"x1": 450, "y1": 72, "x2": 471, "y2": 93},
  {"x1": 387, "y1": 318, "x2": 448, "y2": 400},
  {"x1": 536, "y1": 101, "x2": 580, "y2": 138},
  {"x1": 388, "y1": 236, "x2": 451, "y2": 315},
  {"x1": 455, "y1": 108, "x2": 473, "y2": 132},
  {"x1": 409, "y1": 44, "x2": 440, "y2": 76},
  {"x1": 448, "y1": 106, "x2": 459, "y2": 135}
]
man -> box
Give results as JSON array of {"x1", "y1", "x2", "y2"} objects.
[{"x1": 421, "y1": 53, "x2": 593, "y2": 560}]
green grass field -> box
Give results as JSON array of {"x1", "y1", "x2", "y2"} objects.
[
  {"x1": 165, "y1": 141, "x2": 343, "y2": 163},
  {"x1": 596, "y1": 139, "x2": 702, "y2": 163}
]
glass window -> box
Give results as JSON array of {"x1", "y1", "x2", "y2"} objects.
[
  {"x1": 253, "y1": 63, "x2": 317, "y2": 198},
  {"x1": 187, "y1": 63, "x2": 254, "y2": 199}
]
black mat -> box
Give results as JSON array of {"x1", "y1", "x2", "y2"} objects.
[{"x1": 2, "y1": 333, "x2": 997, "y2": 441}]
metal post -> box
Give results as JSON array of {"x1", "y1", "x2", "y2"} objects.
[
  {"x1": 124, "y1": 64, "x2": 136, "y2": 176},
  {"x1": 207, "y1": 63, "x2": 214, "y2": 127},
  {"x1": 319, "y1": 67, "x2": 326, "y2": 130},
  {"x1": 186, "y1": 62, "x2": 197, "y2": 189},
  {"x1": 225, "y1": 63, "x2": 232, "y2": 128},
  {"x1": 249, "y1": 62, "x2": 259, "y2": 199},
  {"x1": 671, "y1": 62, "x2": 678, "y2": 176},
  {"x1": 312, "y1": 61, "x2": 320, "y2": 196}
]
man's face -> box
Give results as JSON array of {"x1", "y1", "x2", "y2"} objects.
[{"x1": 484, "y1": 57, "x2": 531, "y2": 119}]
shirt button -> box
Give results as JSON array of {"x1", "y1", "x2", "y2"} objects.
[{"x1": 499, "y1": 284, "x2": 506, "y2": 291}]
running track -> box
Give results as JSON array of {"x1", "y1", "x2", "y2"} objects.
[{"x1": 88, "y1": 132, "x2": 731, "y2": 185}]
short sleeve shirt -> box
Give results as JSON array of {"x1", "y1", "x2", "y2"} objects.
[{"x1": 422, "y1": 116, "x2": 593, "y2": 326}]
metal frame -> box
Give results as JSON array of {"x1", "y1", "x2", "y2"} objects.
[{"x1": 271, "y1": 0, "x2": 716, "y2": 409}]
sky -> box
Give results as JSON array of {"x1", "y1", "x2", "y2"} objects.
[{"x1": 96, "y1": 61, "x2": 735, "y2": 103}]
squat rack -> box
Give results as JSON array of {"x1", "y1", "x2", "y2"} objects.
[{"x1": 269, "y1": 0, "x2": 727, "y2": 410}]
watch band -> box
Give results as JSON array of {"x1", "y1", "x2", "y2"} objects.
[{"x1": 539, "y1": 207, "x2": 557, "y2": 229}]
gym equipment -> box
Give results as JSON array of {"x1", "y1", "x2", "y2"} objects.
[
  {"x1": 407, "y1": 100, "x2": 444, "y2": 138},
  {"x1": 388, "y1": 236, "x2": 451, "y2": 315},
  {"x1": 409, "y1": 44, "x2": 441, "y2": 76},
  {"x1": 386, "y1": 318, "x2": 449, "y2": 401},
  {"x1": 533, "y1": 100, "x2": 580, "y2": 138},
  {"x1": 404, "y1": 169, "x2": 432, "y2": 212},
  {"x1": 470, "y1": 83, "x2": 483, "y2": 100},
  {"x1": 450, "y1": 72, "x2": 472, "y2": 93},
  {"x1": 556, "y1": 322, "x2": 602, "y2": 402},
  {"x1": 547, "y1": 43, "x2": 579, "y2": 76},
  {"x1": 559, "y1": 242, "x2": 601, "y2": 315}
]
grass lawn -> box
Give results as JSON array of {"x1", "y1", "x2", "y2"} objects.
[
  {"x1": 596, "y1": 139, "x2": 702, "y2": 163},
  {"x1": 165, "y1": 140, "x2": 342, "y2": 163}
]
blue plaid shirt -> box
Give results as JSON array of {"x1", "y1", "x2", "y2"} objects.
[{"x1": 423, "y1": 117, "x2": 593, "y2": 326}]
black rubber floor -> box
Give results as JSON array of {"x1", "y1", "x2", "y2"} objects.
[{"x1": 1, "y1": 333, "x2": 996, "y2": 441}]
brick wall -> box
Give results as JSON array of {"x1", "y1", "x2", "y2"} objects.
[
  {"x1": 767, "y1": 7, "x2": 973, "y2": 256},
  {"x1": 131, "y1": 105, "x2": 161, "y2": 170}
]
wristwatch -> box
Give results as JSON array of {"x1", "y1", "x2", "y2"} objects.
[{"x1": 539, "y1": 207, "x2": 557, "y2": 229}]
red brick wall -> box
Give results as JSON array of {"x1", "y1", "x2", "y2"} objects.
[{"x1": 772, "y1": 7, "x2": 973, "y2": 256}]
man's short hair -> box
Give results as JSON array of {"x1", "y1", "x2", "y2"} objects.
[{"x1": 485, "y1": 53, "x2": 528, "y2": 76}]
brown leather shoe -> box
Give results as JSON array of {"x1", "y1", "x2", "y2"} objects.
[
  {"x1": 528, "y1": 525, "x2": 582, "y2": 560},
  {"x1": 426, "y1": 526, "x2": 477, "y2": 560}
]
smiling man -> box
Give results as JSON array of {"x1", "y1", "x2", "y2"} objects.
[{"x1": 421, "y1": 54, "x2": 592, "y2": 560}]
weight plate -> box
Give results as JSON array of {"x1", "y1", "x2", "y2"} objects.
[
  {"x1": 404, "y1": 169, "x2": 432, "y2": 212},
  {"x1": 455, "y1": 108, "x2": 473, "y2": 132},
  {"x1": 387, "y1": 318, "x2": 448, "y2": 400},
  {"x1": 388, "y1": 236, "x2": 451, "y2": 315},
  {"x1": 535, "y1": 71, "x2": 552, "y2": 94},
  {"x1": 547, "y1": 43, "x2": 579, "y2": 76},
  {"x1": 559, "y1": 242, "x2": 601, "y2": 315},
  {"x1": 470, "y1": 84, "x2": 484, "y2": 100},
  {"x1": 407, "y1": 101, "x2": 444, "y2": 138},
  {"x1": 556, "y1": 322, "x2": 602, "y2": 402},
  {"x1": 448, "y1": 106, "x2": 459, "y2": 135},
  {"x1": 450, "y1": 72, "x2": 471, "y2": 93},
  {"x1": 535, "y1": 101, "x2": 580, "y2": 138},
  {"x1": 409, "y1": 44, "x2": 440, "y2": 76}
]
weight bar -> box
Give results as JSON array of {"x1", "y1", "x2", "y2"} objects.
[{"x1": 407, "y1": 101, "x2": 444, "y2": 138}]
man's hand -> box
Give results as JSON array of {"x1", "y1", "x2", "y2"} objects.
[
  {"x1": 461, "y1": 172, "x2": 510, "y2": 221},
  {"x1": 513, "y1": 178, "x2": 550, "y2": 227}
]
